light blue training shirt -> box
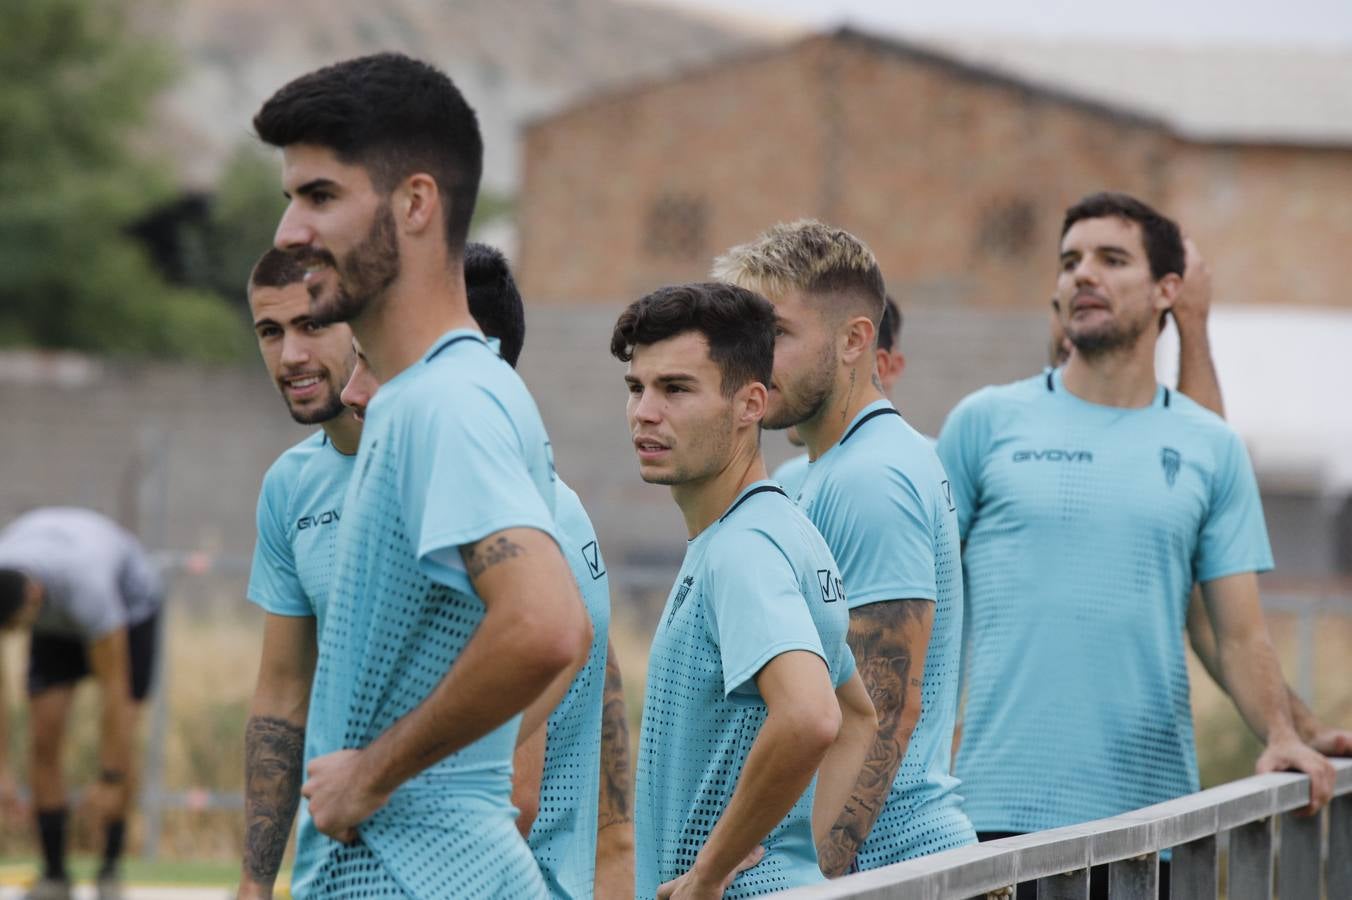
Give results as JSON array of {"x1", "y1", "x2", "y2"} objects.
[
  {"x1": 937, "y1": 368, "x2": 1274, "y2": 833},
  {"x1": 796, "y1": 400, "x2": 975, "y2": 866},
  {"x1": 635, "y1": 481, "x2": 854, "y2": 899},
  {"x1": 529, "y1": 478, "x2": 612, "y2": 899},
  {"x1": 246, "y1": 429, "x2": 355, "y2": 898},
  {"x1": 304, "y1": 329, "x2": 559, "y2": 899},
  {"x1": 771, "y1": 452, "x2": 811, "y2": 500}
]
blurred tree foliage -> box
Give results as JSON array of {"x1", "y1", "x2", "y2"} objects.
[{"x1": 0, "y1": 0, "x2": 249, "y2": 361}]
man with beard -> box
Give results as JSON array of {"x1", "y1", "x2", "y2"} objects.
[
  {"x1": 714, "y1": 222, "x2": 975, "y2": 875},
  {"x1": 254, "y1": 53, "x2": 590, "y2": 897},
  {"x1": 774, "y1": 296, "x2": 905, "y2": 498},
  {"x1": 612, "y1": 283, "x2": 875, "y2": 899},
  {"x1": 236, "y1": 246, "x2": 360, "y2": 900},
  {"x1": 0, "y1": 509, "x2": 163, "y2": 900},
  {"x1": 339, "y1": 243, "x2": 635, "y2": 900},
  {"x1": 938, "y1": 192, "x2": 1333, "y2": 898}
]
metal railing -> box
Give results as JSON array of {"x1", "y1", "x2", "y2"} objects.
[{"x1": 777, "y1": 757, "x2": 1352, "y2": 899}]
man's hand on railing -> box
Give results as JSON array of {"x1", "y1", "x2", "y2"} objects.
[
  {"x1": 1308, "y1": 726, "x2": 1352, "y2": 757},
  {"x1": 1255, "y1": 736, "x2": 1335, "y2": 815}
]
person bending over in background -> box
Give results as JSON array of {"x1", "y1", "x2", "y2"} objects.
[{"x1": 0, "y1": 507, "x2": 164, "y2": 900}]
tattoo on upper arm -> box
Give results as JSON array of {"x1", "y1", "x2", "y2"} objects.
[
  {"x1": 461, "y1": 535, "x2": 527, "y2": 579},
  {"x1": 243, "y1": 716, "x2": 305, "y2": 884},
  {"x1": 598, "y1": 652, "x2": 633, "y2": 831},
  {"x1": 819, "y1": 600, "x2": 929, "y2": 876}
]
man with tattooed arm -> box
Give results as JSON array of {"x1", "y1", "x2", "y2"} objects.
[
  {"x1": 714, "y1": 222, "x2": 976, "y2": 875},
  {"x1": 246, "y1": 52, "x2": 590, "y2": 896}
]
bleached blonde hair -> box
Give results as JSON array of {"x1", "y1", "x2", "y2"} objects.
[{"x1": 711, "y1": 219, "x2": 887, "y2": 322}]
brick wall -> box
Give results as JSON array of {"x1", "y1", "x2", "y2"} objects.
[{"x1": 518, "y1": 31, "x2": 1352, "y2": 313}]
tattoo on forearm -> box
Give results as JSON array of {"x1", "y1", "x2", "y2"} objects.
[
  {"x1": 820, "y1": 601, "x2": 928, "y2": 876},
  {"x1": 243, "y1": 716, "x2": 305, "y2": 883},
  {"x1": 462, "y1": 535, "x2": 527, "y2": 579},
  {"x1": 598, "y1": 653, "x2": 633, "y2": 830}
]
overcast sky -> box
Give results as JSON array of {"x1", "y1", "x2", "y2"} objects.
[{"x1": 664, "y1": 0, "x2": 1352, "y2": 46}]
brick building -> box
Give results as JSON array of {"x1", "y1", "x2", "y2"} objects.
[{"x1": 518, "y1": 27, "x2": 1352, "y2": 312}]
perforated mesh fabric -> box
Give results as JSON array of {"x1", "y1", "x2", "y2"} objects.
[
  {"x1": 797, "y1": 401, "x2": 975, "y2": 866},
  {"x1": 303, "y1": 330, "x2": 558, "y2": 896},
  {"x1": 527, "y1": 479, "x2": 611, "y2": 898},
  {"x1": 937, "y1": 370, "x2": 1273, "y2": 833},
  {"x1": 635, "y1": 482, "x2": 852, "y2": 898}
]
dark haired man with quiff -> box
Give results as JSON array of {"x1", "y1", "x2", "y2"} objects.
[
  {"x1": 939, "y1": 192, "x2": 1334, "y2": 898},
  {"x1": 613, "y1": 282, "x2": 875, "y2": 898},
  {"x1": 254, "y1": 53, "x2": 590, "y2": 896}
]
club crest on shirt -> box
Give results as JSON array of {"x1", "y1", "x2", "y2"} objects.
[
  {"x1": 667, "y1": 575, "x2": 695, "y2": 627},
  {"x1": 1161, "y1": 447, "x2": 1182, "y2": 487}
]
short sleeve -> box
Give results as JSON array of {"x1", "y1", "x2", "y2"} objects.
[
  {"x1": 404, "y1": 381, "x2": 559, "y2": 587},
  {"x1": 937, "y1": 390, "x2": 991, "y2": 540},
  {"x1": 1195, "y1": 432, "x2": 1274, "y2": 582},
  {"x1": 827, "y1": 462, "x2": 937, "y2": 609},
  {"x1": 247, "y1": 468, "x2": 314, "y2": 617},
  {"x1": 704, "y1": 526, "x2": 827, "y2": 700}
]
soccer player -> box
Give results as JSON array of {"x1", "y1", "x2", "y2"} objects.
[
  {"x1": 340, "y1": 242, "x2": 635, "y2": 900},
  {"x1": 938, "y1": 192, "x2": 1334, "y2": 897},
  {"x1": 0, "y1": 508, "x2": 164, "y2": 900},
  {"x1": 714, "y1": 222, "x2": 975, "y2": 874},
  {"x1": 774, "y1": 295, "x2": 906, "y2": 498},
  {"x1": 1049, "y1": 240, "x2": 1352, "y2": 764},
  {"x1": 236, "y1": 246, "x2": 359, "y2": 900},
  {"x1": 612, "y1": 282, "x2": 875, "y2": 899},
  {"x1": 255, "y1": 53, "x2": 591, "y2": 896}
]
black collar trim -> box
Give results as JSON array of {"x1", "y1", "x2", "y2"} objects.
[
  {"x1": 426, "y1": 333, "x2": 487, "y2": 363},
  {"x1": 841, "y1": 406, "x2": 902, "y2": 444},
  {"x1": 720, "y1": 484, "x2": 788, "y2": 523}
]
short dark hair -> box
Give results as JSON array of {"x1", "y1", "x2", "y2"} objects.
[
  {"x1": 248, "y1": 248, "x2": 307, "y2": 293},
  {"x1": 1062, "y1": 192, "x2": 1185, "y2": 281},
  {"x1": 0, "y1": 569, "x2": 29, "y2": 628},
  {"x1": 878, "y1": 295, "x2": 903, "y2": 353},
  {"x1": 610, "y1": 282, "x2": 775, "y2": 398},
  {"x1": 465, "y1": 243, "x2": 525, "y2": 368},
  {"x1": 253, "y1": 53, "x2": 483, "y2": 254}
]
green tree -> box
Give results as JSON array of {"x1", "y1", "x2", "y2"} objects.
[{"x1": 0, "y1": 0, "x2": 248, "y2": 361}]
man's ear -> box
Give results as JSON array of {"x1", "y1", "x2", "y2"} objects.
[
  {"x1": 840, "y1": 315, "x2": 877, "y2": 365},
  {"x1": 395, "y1": 173, "x2": 441, "y2": 236},
  {"x1": 1155, "y1": 272, "x2": 1183, "y2": 315},
  {"x1": 739, "y1": 381, "x2": 768, "y2": 427}
]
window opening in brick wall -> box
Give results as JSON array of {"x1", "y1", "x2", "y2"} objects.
[
  {"x1": 975, "y1": 197, "x2": 1037, "y2": 260},
  {"x1": 643, "y1": 193, "x2": 709, "y2": 261}
]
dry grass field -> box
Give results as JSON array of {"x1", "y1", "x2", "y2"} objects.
[{"x1": 1, "y1": 581, "x2": 1348, "y2": 865}]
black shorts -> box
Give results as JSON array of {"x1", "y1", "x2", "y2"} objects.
[{"x1": 27, "y1": 613, "x2": 160, "y2": 701}]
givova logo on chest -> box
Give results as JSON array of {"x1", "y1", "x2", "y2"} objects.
[{"x1": 1011, "y1": 448, "x2": 1094, "y2": 463}]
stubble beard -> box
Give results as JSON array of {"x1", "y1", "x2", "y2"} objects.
[
  {"x1": 309, "y1": 202, "x2": 401, "y2": 326},
  {"x1": 762, "y1": 341, "x2": 836, "y2": 431},
  {"x1": 643, "y1": 406, "x2": 737, "y2": 487},
  {"x1": 1065, "y1": 307, "x2": 1151, "y2": 360}
]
